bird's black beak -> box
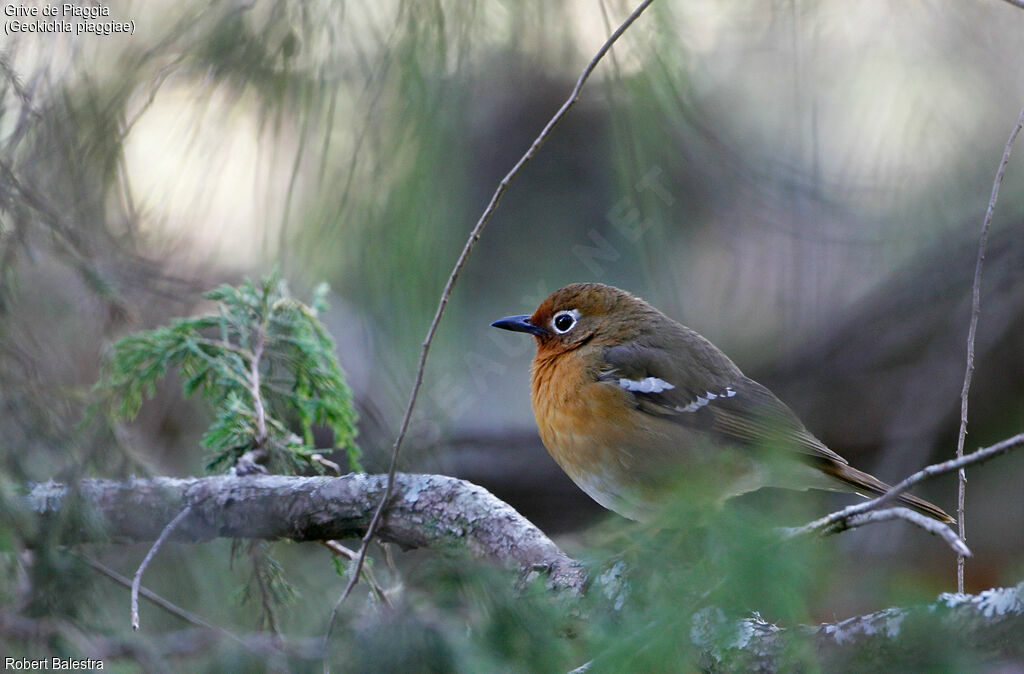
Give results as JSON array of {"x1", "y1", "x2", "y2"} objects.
[{"x1": 490, "y1": 314, "x2": 549, "y2": 337}]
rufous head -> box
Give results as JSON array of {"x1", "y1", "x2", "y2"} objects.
[{"x1": 491, "y1": 283, "x2": 650, "y2": 355}]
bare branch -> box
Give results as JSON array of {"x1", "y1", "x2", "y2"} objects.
[
  {"x1": 327, "y1": 0, "x2": 658, "y2": 644},
  {"x1": 789, "y1": 433, "x2": 1024, "y2": 540},
  {"x1": 82, "y1": 555, "x2": 238, "y2": 638},
  {"x1": 312, "y1": 453, "x2": 342, "y2": 475},
  {"x1": 825, "y1": 507, "x2": 970, "y2": 557},
  {"x1": 955, "y1": 104, "x2": 1024, "y2": 590},
  {"x1": 26, "y1": 474, "x2": 587, "y2": 595},
  {"x1": 131, "y1": 505, "x2": 192, "y2": 631},
  {"x1": 320, "y1": 540, "x2": 393, "y2": 608}
]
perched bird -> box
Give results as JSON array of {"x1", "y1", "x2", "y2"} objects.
[{"x1": 492, "y1": 283, "x2": 953, "y2": 524}]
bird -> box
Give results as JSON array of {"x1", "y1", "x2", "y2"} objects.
[{"x1": 491, "y1": 282, "x2": 954, "y2": 524}]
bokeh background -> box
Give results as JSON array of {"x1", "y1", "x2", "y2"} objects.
[{"x1": 2, "y1": 0, "x2": 1023, "y2": 669}]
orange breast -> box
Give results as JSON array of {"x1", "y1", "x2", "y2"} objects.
[
  {"x1": 529, "y1": 346, "x2": 766, "y2": 521},
  {"x1": 530, "y1": 347, "x2": 669, "y2": 520}
]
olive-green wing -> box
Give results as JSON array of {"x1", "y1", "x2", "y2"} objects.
[{"x1": 601, "y1": 339, "x2": 849, "y2": 466}]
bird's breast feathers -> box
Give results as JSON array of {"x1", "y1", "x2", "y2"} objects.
[{"x1": 529, "y1": 347, "x2": 734, "y2": 519}]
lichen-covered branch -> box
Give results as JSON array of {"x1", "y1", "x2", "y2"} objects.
[
  {"x1": 20, "y1": 474, "x2": 1024, "y2": 668},
  {"x1": 25, "y1": 473, "x2": 587, "y2": 594},
  {"x1": 692, "y1": 583, "x2": 1024, "y2": 671}
]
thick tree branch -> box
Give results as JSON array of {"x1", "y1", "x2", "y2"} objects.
[
  {"x1": 21, "y1": 475, "x2": 1023, "y2": 669},
  {"x1": 25, "y1": 474, "x2": 587, "y2": 595}
]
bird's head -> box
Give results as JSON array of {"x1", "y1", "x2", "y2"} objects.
[{"x1": 491, "y1": 283, "x2": 649, "y2": 355}]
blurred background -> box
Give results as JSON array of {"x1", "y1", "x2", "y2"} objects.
[{"x1": 2, "y1": 0, "x2": 1023, "y2": 669}]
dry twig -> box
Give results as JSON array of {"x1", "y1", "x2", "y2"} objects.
[
  {"x1": 320, "y1": 541, "x2": 392, "y2": 608},
  {"x1": 788, "y1": 433, "x2": 1024, "y2": 544},
  {"x1": 131, "y1": 505, "x2": 192, "y2": 630},
  {"x1": 83, "y1": 555, "x2": 239, "y2": 639},
  {"x1": 954, "y1": 104, "x2": 1024, "y2": 591},
  {"x1": 823, "y1": 507, "x2": 971, "y2": 557}
]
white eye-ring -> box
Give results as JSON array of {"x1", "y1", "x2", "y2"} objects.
[{"x1": 551, "y1": 309, "x2": 580, "y2": 334}]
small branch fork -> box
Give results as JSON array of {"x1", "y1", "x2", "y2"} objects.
[
  {"x1": 953, "y1": 104, "x2": 1024, "y2": 591},
  {"x1": 320, "y1": 0, "x2": 658, "y2": 659},
  {"x1": 786, "y1": 433, "x2": 1024, "y2": 553},
  {"x1": 823, "y1": 508, "x2": 970, "y2": 558}
]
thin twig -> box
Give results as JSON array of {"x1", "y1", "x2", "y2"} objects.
[
  {"x1": 821, "y1": 507, "x2": 971, "y2": 557},
  {"x1": 320, "y1": 541, "x2": 392, "y2": 608},
  {"x1": 954, "y1": 104, "x2": 1024, "y2": 591},
  {"x1": 790, "y1": 433, "x2": 1024, "y2": 540},
  {"x1": 82, "y1": 555, "x2": 242, "y2": 641},
  {"x1": 131, "y1": 505, "x2": 192, "y2": 630},
  {"x1": 311, "y1": 453, "x2": 343, "y2": 475},
  {"x1": 320, "y1": 0, "x2": 657, "y2": 664}
]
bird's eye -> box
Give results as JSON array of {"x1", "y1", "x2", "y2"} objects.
[{"x1": 552, "y1": 309, "x2": 579, "y2": 334}]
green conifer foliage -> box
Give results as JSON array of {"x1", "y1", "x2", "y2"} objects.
[{"x1": 93, "y1": 272, "x2": 359, "y2": 475}]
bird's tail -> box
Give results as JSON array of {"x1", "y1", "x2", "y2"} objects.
[{"x1": 826, "y1": 463, "x2": 955, "y2": 524}]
